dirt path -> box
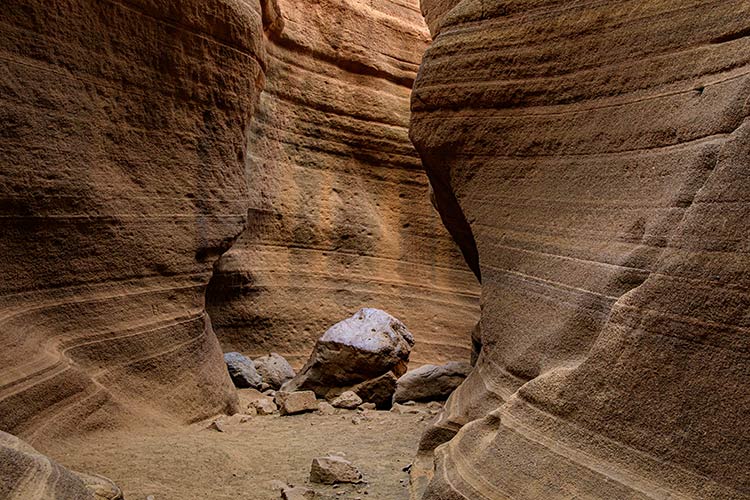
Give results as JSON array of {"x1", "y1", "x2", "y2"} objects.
[{"x1": 45, "y1": 405, "x2": 438, "y2": 500}]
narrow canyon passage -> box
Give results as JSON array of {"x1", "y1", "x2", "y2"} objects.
[
  {"x1": 1, "y1": 1, "x2": 749, "y2": 500},
  {"x1": 0, "y1": 0, "x2": 479, "y2": 499}
]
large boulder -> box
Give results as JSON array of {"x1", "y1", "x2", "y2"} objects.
[
  {"x1": 0, "y1": 431, "x2": 122, "y2": 499},
  {"x1": 224, "y1": 352, "x2": 263, "y2": 389},
  {"x1": 253, "y1": 353, "x2": 296, "y2": 389},
  {"x1": 282, "y1": 308, "x2": 415, "y2": 396},
  {"x1": 393, "y1": 361, "x2": 471, "y2": 403}
]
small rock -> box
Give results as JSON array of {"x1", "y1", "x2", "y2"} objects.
[
  {"x1": 358, "y1": 402, "x2": 376, "y2": 411},
  {"x1": 245, "y1": 406, "x2": 258, "y2": 417},
  {"x1": 317, "y1": 402, "x2": 336, "y2": 416},
  {"x1": 281, "y1": 486, "x2": 316, "y2": 500},
  {"x1": 224, "y1": 352, "x2": 263, "y2": 389},
  {"x1": 350, "y1": 372, "x2": 397, "y2": 409},
  {"x1": 330, "y1": 391, "x2": 362, "y2": 409},
  {"x1": 209, "y1": 420, "x2": 226, "y2": 432},
  {"x1": 264, "y1": 389, "x2": 277, "y2": 397},
  {"x1": 260, "y1": 382, "x2": 272, "y2": 392},
  {"x1": 310, "y1": 455, "x2": 363, "y2": 484},
  {"x1": 254, "y1": 353, "x2": 296, "y2": 389},
  {"x1": 146, "y1": 496, "x2": 155, "y2": 500},
  {"x1": 390, "y1": 403, "x2": 421, "y2": 415},
  {"x1": 276, "y1": 391, "x2": 318, "y2": 415},
  {"x1": 249, "y1": 396, "x2": 278, "y2": 415}
]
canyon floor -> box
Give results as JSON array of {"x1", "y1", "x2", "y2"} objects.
[{"x1": 43, "y1": 403, "x2": 437, "y2": 500}]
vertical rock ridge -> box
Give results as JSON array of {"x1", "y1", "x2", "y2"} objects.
[
  {"x1": 411, "y1": 0, "x2": 750, "y2": 498},
  {"x1": 0, "y1": 0, "x2": 270, "y2": 441}
]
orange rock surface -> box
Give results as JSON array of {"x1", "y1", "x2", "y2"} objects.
[
  {"x1": 411, "y1": 1, "x2": 750, "y2": 498},
  {"x1": 205, "y1": 0, "x2": 480, "y2": 368}
]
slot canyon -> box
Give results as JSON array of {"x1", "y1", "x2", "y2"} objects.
[{"x1": 0, "y1": 1, "x2": 748, "y2": 500}]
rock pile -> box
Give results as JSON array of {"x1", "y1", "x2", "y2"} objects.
[{"x1": 282, "y1": 308, "x2": 414, "y2": 408}]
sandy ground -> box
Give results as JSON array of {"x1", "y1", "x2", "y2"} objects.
[{"x1": 44, "y1": 402, "x2": 438, "y2": 500}]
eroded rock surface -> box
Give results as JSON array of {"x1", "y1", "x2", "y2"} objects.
[
  {"x1": 0, "y1": 0, "x2": 271, "y2": 440},
  {"x1": 205, "y1": 0, "x2": 480, "y2": 367},
  {"x1": 0, "y1": 431, "x2": 122, "y2": 499},
  {"x1": 411, "y1": 1, "x2": 750, "y2": 499}
]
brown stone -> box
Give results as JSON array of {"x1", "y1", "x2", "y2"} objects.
[
  {"x1": 309, "y1": 456, "x2": 363, "y2": 485},
  {"x1": 351, "y1": 373, "x2": 398, "y2": 410},
  {"x1": 275, "y1": 391, "x2": 319, "y2": 416},
  {"x1": 0, "y1": 0, "x2": 271, "y2": 438}
]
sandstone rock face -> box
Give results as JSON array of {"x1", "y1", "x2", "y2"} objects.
[
  {"x1": 393, "y1": 361, "x2": 470, "y2": 403},
  {"x1": 0, "y1": 0, "x2": 271, "y2": 440},
  {"x1": 205, "y1": 0, "x2": 480, "y2": 367},
  {"x1": 411, "y1": 1, "x2": 750, "y2": 499},
  {"x1": 330, "y1": 391, "x2": 362, "y2": 410},
  {"x1": 282, "y1": 308, "x2": 414, "y2": 396},
  {"x1": 0, "y1": 431, "x2": 122, "y2": 499}
]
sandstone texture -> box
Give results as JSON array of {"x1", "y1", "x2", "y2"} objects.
[
  {"x1": 282, "y1": 308, "x2": 414, "y2": 396},
  {"x1": 205, "y1": 0, "x2": 480, "y2": 367},
  {"x1": 0, "y1": 430, "x2": 122, "y2": 499},
  {"x1": 411, "y1": 1, "x2": 750, "y2": 499},
  {"x1": 393, "y1": 361, "x2": 470, "y2": 403},
  {"x1": 0, "y1": 0, "x2": 273, "y2": 440}
]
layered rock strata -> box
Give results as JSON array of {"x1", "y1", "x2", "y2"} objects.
[
  {"x1": 0, "y1": 431, "x2": 122, "y2": 499},
  {"x1": 206, "y1": 0, "x2": 480, "y2": 367},
  {"x1": 411, "y1": 1, "x2": 750, "y2": 498},
  {"x1": 0, "y1": 0, "x2": 271, "y2": 441}
]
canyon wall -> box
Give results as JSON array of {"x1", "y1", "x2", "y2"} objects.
[
  {"x1": 411, "y1": 1, "x2": 750, "y2": 499},
  {"x1": 0, "y1": 0, "x2": 271, "y2": 442},
  {"x1": 206, "y1": 0, "x2": 480, "y2": 367}
]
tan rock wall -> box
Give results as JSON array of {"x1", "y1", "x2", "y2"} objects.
[
  {"x1": 206, "y1": 0, "x2": 480, "y2": 367},
  {"x1": 0, "y1": 0, "x2": 269, "y2": 441},
  {"x1": 411, "y1": 1, "x2": 750, "y2": 498}
]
